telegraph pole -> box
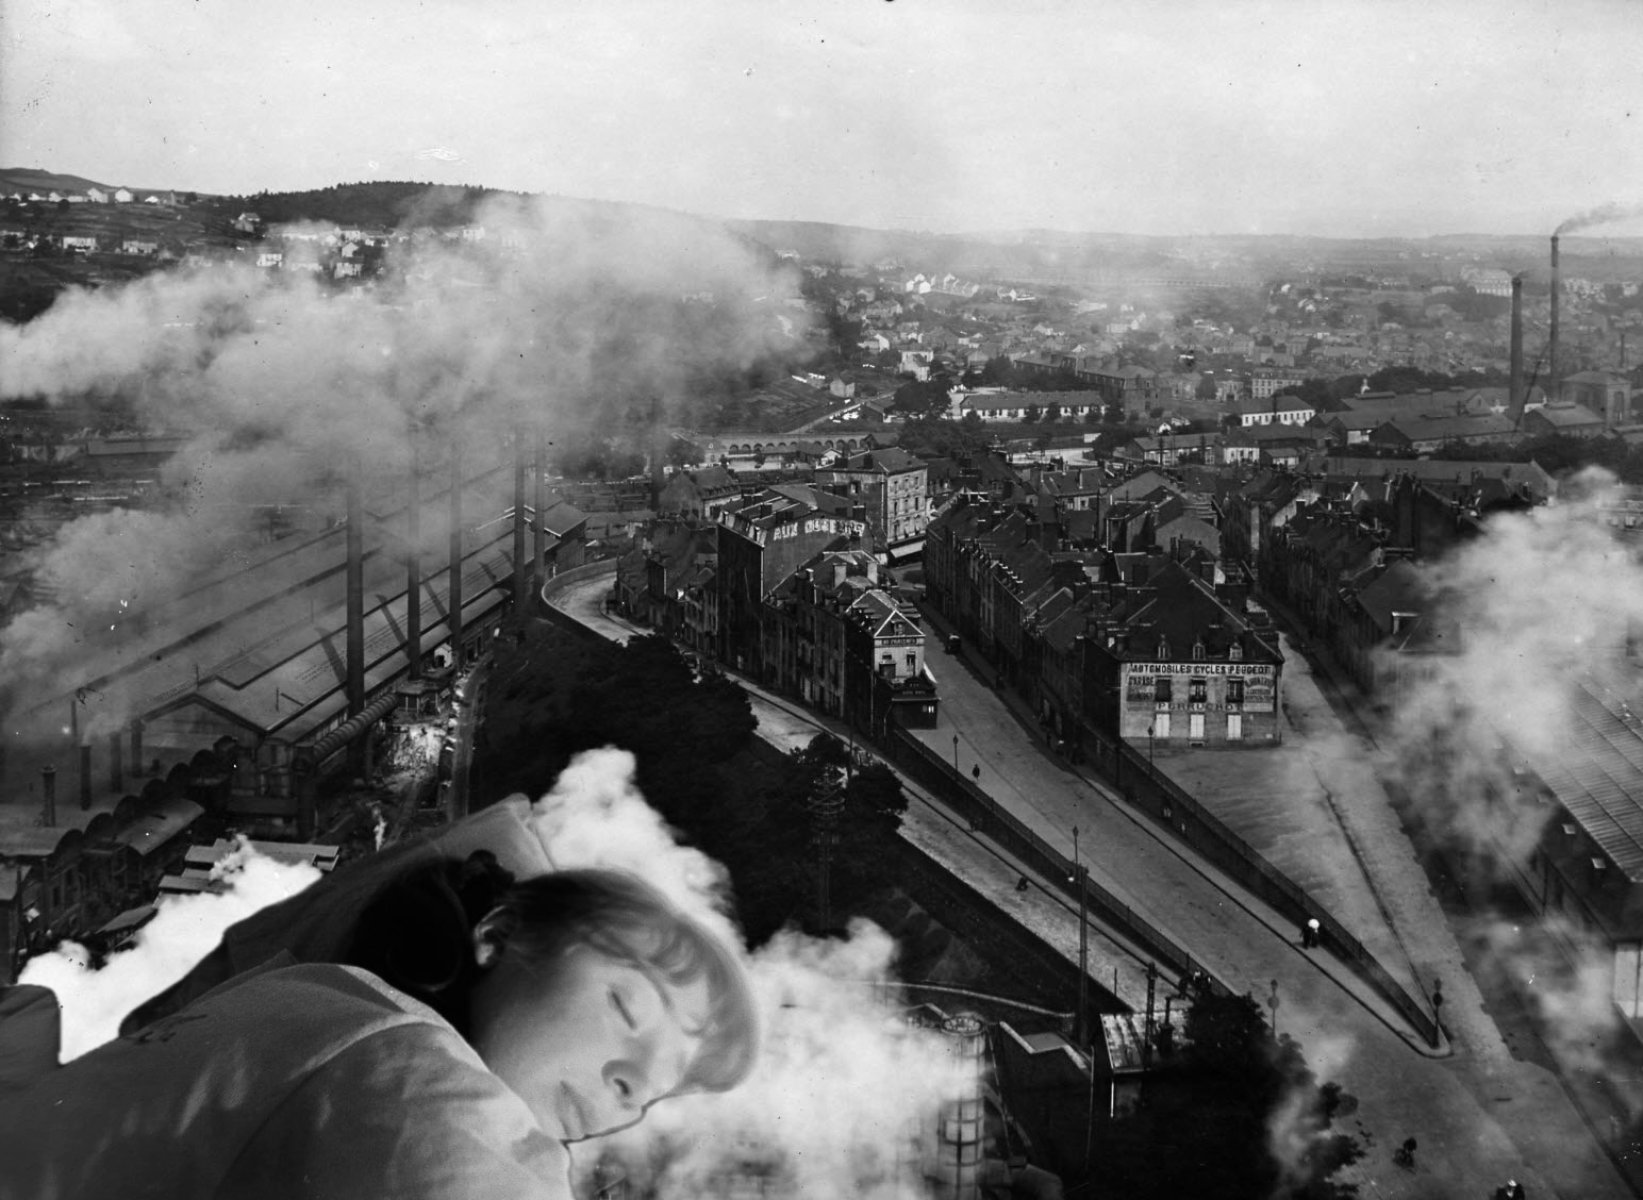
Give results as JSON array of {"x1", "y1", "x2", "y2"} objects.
[
  {"x1": 1074, "y1": 825, "x2": 1088, "y2": 1047},
  {"x1": 806, "y1": 766, "x2": 845, "y2": 933}
]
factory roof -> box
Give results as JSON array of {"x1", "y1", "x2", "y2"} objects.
[
  {"x1": 1533, "y1": 681, "x2": 1643, "y2": 883},
  {"x1": 11, "y1": 466, "x2": 515, "y2": 748}
]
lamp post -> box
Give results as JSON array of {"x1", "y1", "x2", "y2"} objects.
[{"x1": 1267, "y1": 978, "x2": 1281, "y2": 1038}]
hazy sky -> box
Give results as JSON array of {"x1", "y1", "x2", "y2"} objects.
[{"x1": 3, "y1": 0, "x2": 1640, "y2": 239}]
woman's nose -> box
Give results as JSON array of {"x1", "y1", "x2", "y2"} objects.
[{"x1": 603, "y1": 1060, "x2": 649, "y2": 1109}]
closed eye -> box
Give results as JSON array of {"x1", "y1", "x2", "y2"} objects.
[{"x1": 609, "y1": 986, "x2": 636, "y2": 1030}]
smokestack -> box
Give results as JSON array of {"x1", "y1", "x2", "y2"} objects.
[
  {"x1": 109, "y1": 732, "x2": 122, "y2": 793},
  {"x1": 42, "y1": 765, "x2": 56, "y2": 827},
  {"x1": 345, "y1": 473, "x2": 366, "y2": 721},
  {"x1": 448, "y1": 434, "x2": 464, "y2": 672},
  {"x1": 79, "y1": 741, "x2": 92, "y2": 811},
  {"x1": 1550, "y1": 234, "x2": 1560, "y2": 387},
  {"x1": 1508, "y1": 274, "x2": 1525, "y2": 426},
  {"x1": 533, "y1": 429, "x2": 547, "y2": 596},
  {"x1": 512, "y1": 424, "x2": 528, "y2": 625},
  {"x1": 406, "y1": 438, "x2": 422, "y2": 680}
]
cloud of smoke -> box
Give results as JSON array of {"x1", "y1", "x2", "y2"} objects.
[
  {"x1": 17, "y1": 839, "x2": 321, "y2": 1062},
  {"x1": 527, "y1": 746, "x2": 740, "y2": 947},
  {"x1": 0, "y1": 197, "x2": 806, "y2": 737},
  {"x1": 1379, "y1": 468, "x2": 1640, "y2": 877},
  {"x1": 1265, "y1": 1032, "x2": 1357, "y2": 1199},
  {"x1": 1554, "y1": 202, "x2": 1643, "y2": 236},
  {"x1": 589, "y1": 921, "x2": 977, "y2": 1200},
  {"x1": 525, "y1": 747, "x2": 977, "y2": 1196},
  {"x1": 1375, "y1": 468, "x2": 1643, "y2": 1112},
  {"x1": 1472, "y1": 915, "x2": 1633, "y2": 1093}
]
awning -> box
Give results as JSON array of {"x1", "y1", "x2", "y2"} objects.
[{"x1": 110, "y1": 797, "x2": 204, "y2": 858}]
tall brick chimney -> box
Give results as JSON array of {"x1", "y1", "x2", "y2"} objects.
[
  {"x1": 1549, "y1": 234, "x2": 1561, "y2": 388},
  {"x1": 448, "y1": 434, "x2": 464, "y2": 671},
  {"x1": 1508, "y1": 274, "x2": 1526, "y2": 427},
  {"x1": 79, "y1": 741, "x2": 92, "y2": 811}
]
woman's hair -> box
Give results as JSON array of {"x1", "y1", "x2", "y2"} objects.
[{"x1": 345, "y1": 854, "x2": 759, "y2": 1096}]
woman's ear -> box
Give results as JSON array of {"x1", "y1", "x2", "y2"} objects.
[{"x1": 472, "y1": 906, "x2": 507, "y2": 969}]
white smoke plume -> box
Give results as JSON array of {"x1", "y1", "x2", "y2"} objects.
[
  {"x1": 1376, "y1": 468, "x2": 1643, "y2": 1107},
  {"x1": 588, "y1": 921, "x2": 978, "y2": 1200},
  {"x1": 1380, "y1": 468, "x2": 1641, "y2": 873},
  {"x1": 526, "y1": 748, "x2": 977, "y2": 1198},
  {"x1": 0, "y1": 195, "x2": 806, "y2": 736},
  {"x1": 1265, "y1": 1032, "x2": 1358, "y2": 1198},
  {"x1": 1471, "y1": 915, "x2": 1635, "y2": 1092},
  {"x1": 17, "y1": 839, "x2": 321, "y2": 1062},
  {"x1": 527, "y1": 746, "x2": 740, "y2": 947}
]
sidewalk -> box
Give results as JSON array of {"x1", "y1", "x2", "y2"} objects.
[{"x1": 916, "y1": 612, "x2": 1446, "y2": 1055}]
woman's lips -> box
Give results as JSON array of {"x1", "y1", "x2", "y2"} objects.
[{"x1": 559, "y1": 1082, "x2": 590, "y2": 1141}]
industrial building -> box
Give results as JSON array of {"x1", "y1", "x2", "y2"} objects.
[{"x1": 0, "y1": 449, "x2": 553, "y2": 982}]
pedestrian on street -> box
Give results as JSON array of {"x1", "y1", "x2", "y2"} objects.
[
  {"x1": 1304, "y1": 917, "x2": 1321, "y2": 948},
  {"x1": 972, "y1": 764, "x2": 981, "y2": 782}
]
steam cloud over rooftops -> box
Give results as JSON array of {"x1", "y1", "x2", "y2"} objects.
[{"x1": 0, "y1": 196, "x2": 809, "y2": 738}]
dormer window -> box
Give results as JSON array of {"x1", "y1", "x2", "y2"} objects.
[
  {"x1": 1229, "y1": 643, "x2": 1243, "y2": 661},
  {"x1": 1192, "y1": 639, "x2": 1206, "y2": 660},
  {"x1": 1156, "y1": 638, "x2": 1170, "y2": 661}
]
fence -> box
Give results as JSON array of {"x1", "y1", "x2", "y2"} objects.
[
  {"x1": 1081, "y1": 723, "x2": 1439, "y2": 1046},
  {"x1": 882, "y1": 727, "x2": 1211, "y2": 990}
]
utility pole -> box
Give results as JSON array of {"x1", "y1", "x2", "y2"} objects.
[
  {"x1": 1074, "y1": 825, "x2": 1088, "y2": 1047},
  {"x1": 1143, "y1": 961, "x2": 1159, "y2": 1074},
  {"x1": 806, "y1": 766, "x2": 845, "y2": 933}
]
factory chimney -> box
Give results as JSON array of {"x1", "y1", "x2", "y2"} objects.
[
  {"x1": 1549, "y1": 234, "x2": 1561, "y2": 389},
  {"x1": 512, "y1": 424, "x2": 529, "y2": 626},
  {"x1": 1508, "y1": 274, "x2": 1526, "y2": 427},
  {"x1": 405, "y1": 438, "x2": 422, "y2": 680},
  {"x1": 533, "y1": 429, "x2": 547, "y2": 597},
  {"x1": 448, "y1": 434, "x2": 464, "y2": 672},
  {"x1": 41, "y1": 765, "x2": 56, "y2": 827},
  {"x1": 345, "y1": 473, "x2": 366, "y2": 722},
  {"x1": 79, "y1": 741, "x2": 92, "y2": 811}
]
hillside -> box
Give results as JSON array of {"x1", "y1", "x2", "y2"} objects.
[
  {"x1": 0, "y1": 168, "x2": 177, "y2": 200},
  {"x1": 223, "y1": 180, "x2": 515, "y2": 229},
  {"x1": 0, "y1": 187, "x2": 247, "y2": 322}
]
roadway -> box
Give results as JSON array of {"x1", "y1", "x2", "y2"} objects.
[{"x1": 546, "y1": 571, "x2": 1628, "y2": 1199}]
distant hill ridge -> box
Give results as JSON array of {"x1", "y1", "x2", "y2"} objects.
[{"x1": 0, "y1": 167, "x2": 171, "y2": 198}]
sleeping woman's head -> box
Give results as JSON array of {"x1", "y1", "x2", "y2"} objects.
[{"x1": 347, "y1": 858, "x2": 759, "y2": 1142}]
